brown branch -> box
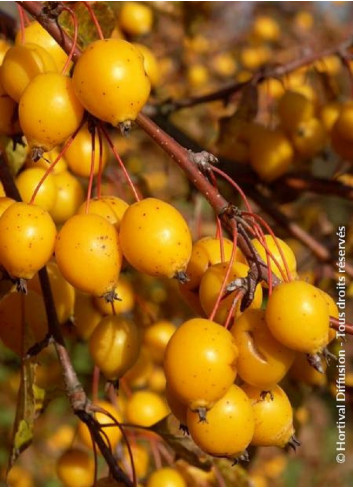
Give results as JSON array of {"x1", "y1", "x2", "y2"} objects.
[
  {"x1": 247, "y1": 186, "x2": 353, "y2": 279},
  {"x1": 277, "y1": 174, "x2": 353, "y2": 201},
  {"x1": 330, "y1": 317, "x2": 353, "y2": 336},
  {"x1": 155, "y1": 36, "x2": 353, "y2": 113}
]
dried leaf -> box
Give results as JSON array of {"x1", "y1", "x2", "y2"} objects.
[
  {"x1": 59, "y1": 2, "x2": 116, "y2": 49},
  {"x1": 215, "y1": 85, "x2": 258, "y2": 162},
  {"x1": 9, "y1": 358, "x2": 45, "y2": 468},
  {"x1": 150, "y1": 416, "x2": 212, "y2": 471}
]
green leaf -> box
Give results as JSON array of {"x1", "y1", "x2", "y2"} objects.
[
  {"x1": 0, "y1": 136, "x2": 27, "y2": 176},
  {"x1": 59, "y1": 2, "x2": 116, "y2": 49}
]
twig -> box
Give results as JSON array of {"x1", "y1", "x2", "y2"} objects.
[{"x1": 154, "y1": 36, "x2": 353, "y2": 113}]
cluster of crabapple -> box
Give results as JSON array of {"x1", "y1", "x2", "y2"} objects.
[
  {"x1": 0, "y1": 3, "x2": 342, "y2": 487},
  {"x1": 216, "y1": 78, "x2": 353, "y2": 183}
]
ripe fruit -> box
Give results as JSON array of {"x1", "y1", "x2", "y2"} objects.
[
  {"x1": 16, "y1": 167, "x2": 57, "y2": 211},
  {"x1": 125, "y1": 390, "x2": 169, "y2": 427},
  {"x1": 291, "y1": 118, "x2": 326, "y2": 159},
  {"x1": 7, "y1": 466, "x2": 33, "y2": 487},
  {"x1": 28, "y1": 262, "x2": 75, "y2": 324},
  {"x1": 93, "y1": 276, "x2": 135, "y2": 316},
  {"x1": 119, "y1": 198, "x2": 192, "y2": 279},
  {"x1": 251, "y1": 234, "x2": 297, "y2": 281},
  {"x1": 165, "y1": 383, "x2": 188, "y2": 426},
  {"x1": 147, "y1": 468, "x2": 186, "y2": 487},
  {"x1": 289, "y1": 353, "x2": 327, "y2": 386},
  {"x1": 134, "y1": 43, "x2": 160, "y2": 87},
  {"x1": 143, "y1": 320, "x2": 176, "y2": 364},
  {"x1": 0, "y1": 73, "x2": 20, "y2": 136},
  {"x1": 278, "y1": 91, "x2": 314, "y2": 132},
  {"x1": 55, "y1": 214, "x2": 122, "y2": 297},
  {"x1": 320, "y1": 101, "x2": 341, "y2": 132},
  {"x1": 74, "y1": 292, "x2": 102, "y2": 340},
  {"x1": 19, "y1": 73, "x2": 84, "y2": 152},
  {"x1": 100, "y1": 196, "x2": 129, "y2": 225},
  {"x1": 119, "y1": 2, "x2": 153, "y2": 36},
  {"x1": 78, "y1": 400, "x2": 122, "y2": 450},
  {"x1": 331, "y1": 101, "x2": 353, "y2": 141},
  {"x1": 56, "y1": 449, "x2": 94, "y2": 487},
  {"x1": 253, "y1": 16, "x2": 280, "y2": 42},
  {"x1": 25, "y1": 148, "x2": 68, "y2": 174},
  {"x1": 230, "y1": 309, "x2": 295, "y2": 388},
  {"x1": 241, "y1": 384, "x2": 295, "y2": 447},
  {"x1": 0, "y1": 290, "x2": 47, "y2": 355},
  {"x1": 64, "y1": 124, "x2": 108, "y2": 177},
  {"x1": 249, "y1": 127, "x2": 293, "y2": 181},
  {"x1": 123, "y1": 347, "x2": 153, "y2": 388},
  {"x1": 72, "y1": 39, "x2": 151, "y2": 126},
  {"x1": 199, "y1": 261, "x2": 263, "y2": 324},
  {"x1": 89, "y1": 315, "x2": 140, "y2": 380},
  {"x1": 122, "y1": 443, "x2": 149, "y2": 479},
  {"x1": 182, "y1": 236, "x2": 246, "y2": 292},
  {"x1": 265, "y1": 281, "x2": 330, "y2": 353},
  {"x1": 0, "y1": 202, "x2": 56, "y2": 280},
  {"x1": 164, "y1": 318, "x2": 238, "y2": 410},
  {"x1": 15, "y1": 21, "x2": 68, "y2": 72},
  {"x1": 187, "y1": 385, "x2": 254, "y2": 458},
  {"x1": 78, "y1": 195, "x2": 129, "y2": 230},
  {"x1": 50, "y1": 171, "x2": 85, "y2": 224},
  {"x1": 0, "y1": 196, "x2": 16, "y2": 217},
  {"x1": 1, "y1": 43, "x2": 57, "y2": 102}
]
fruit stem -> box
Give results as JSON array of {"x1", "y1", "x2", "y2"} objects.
[
  {"x1": 100, "y1": 123, "x2": 141, "y2": 202},
  {"x1": 16, "y1": 4, "x2": 26, "y2": 43},
  {"x1": 61, "y1": 6, "x2": 78, "y2": 76},
  {"x1": 82, "y1": 2, "x2": 104, "y2": 41}
]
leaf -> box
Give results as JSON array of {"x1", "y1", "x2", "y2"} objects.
[
  {"x1": 150, "y1": 415, "x2": 213, "y2": 471},
  {"x1": 59, "y1": 2, "x2": 116, "y2": 49},
  {"x1": 215, "y1": 85, "x2": 258, "y2": 162},
  {"x1": 0, "y1": 136, "x2": 27, "y2": 176},
  {"x1": 8, "y1": 309, "x2": 46, "y2": 470},
  {"x1": 9, "y1": 358, "x2": 45, "y2": 468}
]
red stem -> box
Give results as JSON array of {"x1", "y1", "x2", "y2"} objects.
[{"x1": 83, "y1": 1, "x2": 104, "y2": 40}]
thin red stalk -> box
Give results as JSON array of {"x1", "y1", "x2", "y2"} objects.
[
  {"x1": 93, "y1": 404, "x2": 136, "y2": 485},
  {"x1": 22, "y1": 10, "x2": 30, "y2": 25},
  {"x1": 61, "y1": 7, "x2": 78, "y2": 76},
  {"x1": 29, "y1": 131, "x2": 79, "y2": 205},
  {"x1": 16, "y1": 4, "x2": 25, "y2": 43},
  {"x1": 111, "y1": 301, "x2": 116, "y2": 316},
  {"x1": 83, "y1": 1, "x2": 104, "y2": 40},
  {"x1": 207, "y1": 169, "x2": 225, "y2": 263},
  {"x1": 330, "y1": 316, "x2": 353, "y2": 335},
  {"x1": 150, "y1": 439, "x2": 162, "y2": 470},
  {"x1": 85, "y1": 126, "x2": 96, "y2": 213},
  {"x1": 224, "y1": 290, "x2": 244, "y2": 330},
  {"x1": 96, "y1": 126, "x2": 104, "y2": 199},
  {"x1": 209, "y1": 230, "x2": 238, "y2": 323},
  {"x1": 244, "y1": 211, "x2": 292, "y2": 281},
  {"x1": 210, "y1": 165, "x2": 253, "y2": 212},
  {"x1": 244, "y1": 218, "x2": 274, "y2": 293},
  {"x1": 100, "y1": 124, "x2": 141, "y2": 202}
]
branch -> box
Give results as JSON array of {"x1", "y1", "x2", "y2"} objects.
[
  {"x1": 153, "y1": 36, "x2": 353, "y2": 113},
  {"x1": 277, "y1": 174, "x2": 353, "y2": 201},
  {"x1": 246, "y1": 186, "x2": 353, "y2": 279}
]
